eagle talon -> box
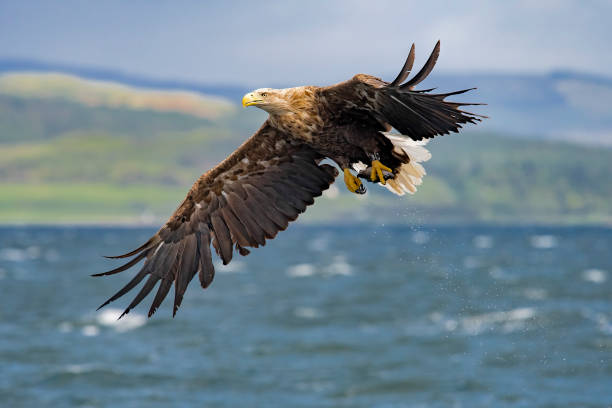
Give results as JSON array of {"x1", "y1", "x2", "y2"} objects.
[
  {"x1": 358, "y1": 168, "x2": 394, "y2": 181},
  {"x1": 344, "y1": 168, "x2": 366, "y2": 194},
  {"x1": 370, "y1": 160, "x2": 393, "y2": 185}
]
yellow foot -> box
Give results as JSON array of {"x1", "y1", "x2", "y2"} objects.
[
  {"x1": 344, "y1": 168, "x2": 366, "y2": 194},
  {"x1": 370, "y1": 160, "x2": 393, "y2": 185}
]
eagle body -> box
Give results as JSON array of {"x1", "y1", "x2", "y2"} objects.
[
  {"x1": 265, "y1": 83, "x2": 385, "y2": 169},
  {"x1": 95, "y1": 42, "x2": 484, "y2": 318}
]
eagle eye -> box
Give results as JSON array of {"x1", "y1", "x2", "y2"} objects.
[{"x1": 261, "y1": 92, "x2": 268, "y2": 97}]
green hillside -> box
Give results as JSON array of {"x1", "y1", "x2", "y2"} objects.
[{"x1": 0, "y1": 75, "x2": 610, "y2": 225}]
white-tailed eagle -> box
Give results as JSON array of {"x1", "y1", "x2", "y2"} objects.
[{"x1": 95, "y1": 41, "x2": 483, "y2": 317}]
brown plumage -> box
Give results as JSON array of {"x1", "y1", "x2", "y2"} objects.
[{"x1": 95, "y1": 41, "x2": 483, "y2": 317}]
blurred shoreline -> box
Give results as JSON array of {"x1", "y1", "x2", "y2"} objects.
[{"x1": 1, "y1": 72, "x2": 610, "y2": 228}]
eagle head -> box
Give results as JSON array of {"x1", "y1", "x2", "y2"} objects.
[{"x1": 242, "y1": 88, "x2": 291, "y2": 114}]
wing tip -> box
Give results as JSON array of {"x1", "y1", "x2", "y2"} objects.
[
  {"x1": 389, "y1": 43, "x2": 416, "y2": 87},
  {"x1": 399, "y1": 41, "x2": 441, "y2": 90},
  {"x1": 104, "y1": 237, "x2": 159, "y2": 259},
  {"x1": 96, "y1": 299, "x2": 111, "y2": 311}
]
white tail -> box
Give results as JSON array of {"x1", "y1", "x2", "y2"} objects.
[{"x1": 381, "y1": 132, "x2": 432, "y2": 196}]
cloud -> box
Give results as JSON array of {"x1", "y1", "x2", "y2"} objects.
[{"x1": 0, "y1": 1, "x2": 610, "y2": 85}]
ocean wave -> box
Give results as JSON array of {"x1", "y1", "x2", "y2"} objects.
[
  {"x1": 96, "y1": 308, "x2": 146, "y2": 332},
  {"x1": 473, "y1": 235, "x2": 493, "y2": 249},
  {"x1": 0, "y1": 246, "x2": 40, "y2": 262},
  {"x1": 431, "y1": 307, "x2": 536, "y2": 336},
  {"x1": 489, "y1": 266, "x2": 517, "y2": 282},
  {"x1": 530, "y1": 235, "x2": 557, "y2": 249},
  {"x1": 81, "y1": 325, "x2": 100, "y2": 337},
  {"x1": 62, "y1": 363, "x2": 98, "y2": 374},
  {"x1": 582, "y1": 309, "x2": 612, "y2": 335},
  {"x1": 411, "y1": 231, "x2": 430, "y2": 244},
  {"x1": 308, "y1": 235, "x2": 330, "y2": 252},
  {"x1": 286, "y1": 263, "x2": 316, "y2": 278},
  {"x1": 581, "y1": 269, "x2": 607, "y2": 284},
  {"x1": 463, "y1": 256, "x2": 481, "y2": 269},
  {"x1": 324, "y1": 255, "x2": 352, "y2": 276},
  {"x1": 58, "y1": 321, "x2": 73, "y2": 333},
  {"x1": 461, "y1": 307, "x2": 536, "y2": 335},
  {"x1": 294, "y1": 307, "x2": 320, "y2": 319},
  {"x1": 523, "y1": 287, "x2": 548, "y2": 300},
  {"x1": 286, "y1": 256, "x2": 353, "y2": 278}
]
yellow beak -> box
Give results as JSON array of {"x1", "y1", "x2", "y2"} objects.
[{"x1": 242, "y1": 93, "x2": 262, "y2": 108}]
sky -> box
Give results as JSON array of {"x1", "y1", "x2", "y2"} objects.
[{"x1": 0, "y1": 1, "x2": 610, "y2": 86}]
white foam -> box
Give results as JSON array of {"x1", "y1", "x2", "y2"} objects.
[
  {"x1": 489, "y1": 267, "x2": 516, "y2": 281},
  {"x1": 287, "y1": 263, "x2": 316, "y2": 278},
  {"x1": 0, "y1": 246, "x2": 43, "y2": 262},
  {"x1": 81, "y1": 325, "x2": 100, "y2": 337},
  {"x1": 294, "y1": 307, "x2": 320, "y2": 319},
  {"x1": 523, "y1": 288, "x2": 548, "y2": 300},
  {"x1": 444, "y1": 319, "x2": 459, "y2": 331},
  {"x1": 429, "y1": 312, "x2": 459, "y2": 332},
  {"x1": 324, "y1": 256, "x2": 352, "y2": 276},
  {"x1": 96, "y1": 308, "x2": 146, "y2": 332},
  {"x1": 0, "y1": 248, "x2": 29, "y2": 262},
  {"x1": 64, "y1": 364, "x2": 95, "y2": 374},
  {"x1": 473, "y1": 235, "x2": 493, "y2": 249},
  {"x1": 582, "y1": 310, "x2": 612, "y2": 335},
  {"x1": 581, "y1": 269, "x2": 607, "y2": 284},
  {"x1": 461, "y1": 307, "x2": 536, "y2": 335},
  {"x1": 308, "y1": 236, "x2": 330, "y2": 252},
  {"x1": 530, "y1": 235, "x2": 557, "y2": 249}
]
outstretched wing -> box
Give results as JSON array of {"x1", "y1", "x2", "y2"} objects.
[
  {"x1": 321, "y1": 41, "x2": 484, "y2": 141},
  {"x1": 94, "y1": 121, "x2": 338, "y2": 318}
]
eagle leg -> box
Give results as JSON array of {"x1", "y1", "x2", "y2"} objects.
[
  {"x1": 343, "y1": 168, "x2": 366, "y2": 194},
  {"x1": 357, "y1": 166, "x2": 394, "y2": 182},
  {"x1": 369, "y1": 160, "x2": 393, "y2": 185}
]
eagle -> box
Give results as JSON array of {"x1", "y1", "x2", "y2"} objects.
[{"x1": 95, "y1": 41, "x2": 483, "y2": 318}]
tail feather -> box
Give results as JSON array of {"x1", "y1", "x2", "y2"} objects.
[{"x1": 382, "y1": 132, "x2": 432, "y2": 196}]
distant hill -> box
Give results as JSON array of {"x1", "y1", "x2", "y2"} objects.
[
  {"x1": 2, "y1": 59, "x2": 612, "y2": 145},
  {"x1": 0, "y1": 73, "x2": 234, "y2": 119},
  {"x1": 424, "y1": 71, "x2": 612, "y2": 146},
  {"x1": 0, "y1": 76, "x2": 610, "y2": 225},
  {"x1": 0, "y1": 58, "x2": 249, "y2": 101}
]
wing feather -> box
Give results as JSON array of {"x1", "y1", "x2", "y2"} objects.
[
  {"x1": 389, "y1": 43, "x2": 415, "y2": 87},
  {"x1": 401, "y1": 40, "x2": 440, "y2": 89},
  {"x1": 95, "y1": 122, "x2": 338, "y2": 317},
  {"x1": 173, "y1": 234, "x2": 199, "y2": 315},
  {"x1": 320, "y1": 41, "x2": 484, "y2": 141},
  {"x1": 120, "y1": 274, "x2": 160, "y2": 318},
  {"x1": 226, "y1": 192, "x2": 267, "y2": 246},
  {"x1": 197, "y1": 228, "x2": 215, "y2": 289},
  {"x1": 211, "y1": 213, "x2": 233, "y2": 264},
  {"x1": 219, "y1": 205, "x2": 252, "y2": 247}
]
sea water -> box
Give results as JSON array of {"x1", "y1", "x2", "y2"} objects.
[{"x1": 0, "y1": 225, "x2": 610, "y2": 407}]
